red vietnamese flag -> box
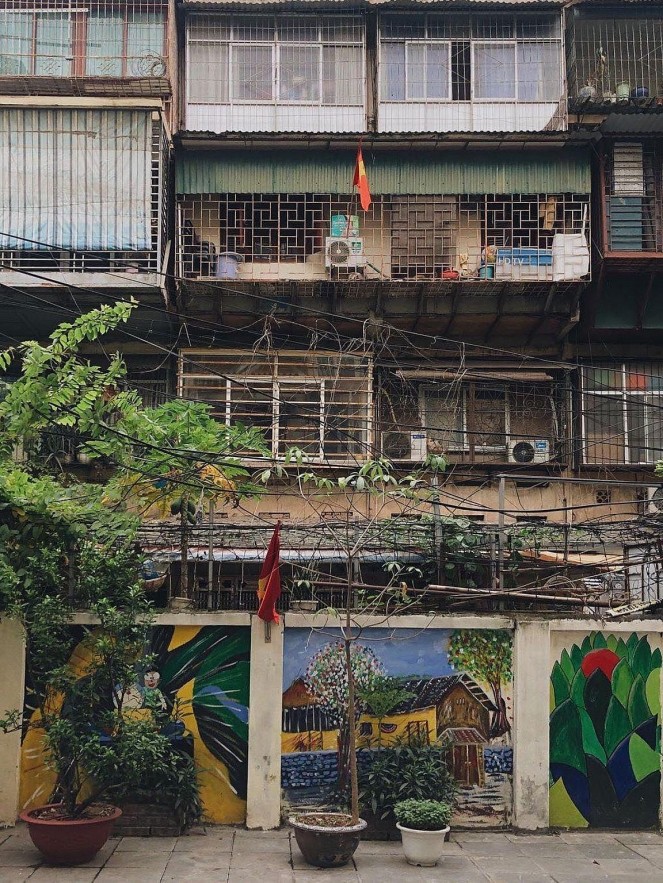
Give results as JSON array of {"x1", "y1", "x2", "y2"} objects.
[
  {"x1": 353, "y1": 145, "x2": 371, "y2": 212},
  {"x1": 257, "y1": 522, "x2": 281, "y2": 623}
]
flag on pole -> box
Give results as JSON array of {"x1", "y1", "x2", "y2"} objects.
[
  {"x1": 353, "y1": 145, "x2": 371, "y2": 212},
  {"x1": 257, "y1": 522, "x2": 281, "y2": 623}
]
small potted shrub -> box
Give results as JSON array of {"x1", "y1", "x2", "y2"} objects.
[{"x1": 394, "y1": 799, "x2": 453, "y2": 867}]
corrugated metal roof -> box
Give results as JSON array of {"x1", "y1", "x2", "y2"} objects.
[
  {"x1": 183, "y1": 0, "x2": 563, "y2": 6},
  {"x1": 177, "y1": 148, "x2": 590, "y2": 194}
]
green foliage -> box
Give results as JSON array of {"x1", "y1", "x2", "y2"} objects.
[
  {"x1": 357, "y1": 677, "x2": 415, "y2": 722},
  {"x1": 550, "y1": 631, "x2": 662, "y2": 827},
  {"x1": 358, "y1": 734, "x2": 457, "y2": 820},
  {"x1": 448, "y1": 630, "x2": 512, "y2": 692},
  {"x1": 394, "y1": 799, "x2": 452, "y2": 831}
]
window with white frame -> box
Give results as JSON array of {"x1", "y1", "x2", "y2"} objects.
[
  {"x1": 379, "y1": 12, "x2": 562, "y2": 103},
  {"x1": 187, "y1": 14, "x2": 364, "y2": 107},
  {"x1": 178, "y1": 350, "x2": 372, "y2": 461},
  {"x1": 582, "y1": 364, "x2": 663, "y2": 465}
]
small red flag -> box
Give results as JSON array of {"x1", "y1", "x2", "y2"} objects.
[
  {"x1": 257, "y1": 522, "x2": 281, "y2": 623},
  {"x1": 353, "y1": 145, "x2": 371, "y2": 212}
]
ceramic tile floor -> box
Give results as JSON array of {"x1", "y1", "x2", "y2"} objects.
[{"x1": 2, "y1": 825, "x2": 663, "y2": 882}]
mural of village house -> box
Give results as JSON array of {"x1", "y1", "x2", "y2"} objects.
[{"x1": 281, "y1": 628, "x2": 513, "y2": 826}]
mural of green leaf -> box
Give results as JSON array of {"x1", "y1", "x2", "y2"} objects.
[
  {"x1": 579, "y1": 708, "x2": 606, "y2": 765},
  {"x1": 604, "y1": 695, "x2": 632, "y2": 758},
  {"x1": 560, "y1": 649, "x2": 575, "y2": 683},
  {"x1": 632, "y1": 637, "x2": 652, "y2": 681},
  {"x1": 584, "y1": 669, "x2": 612, "y2": 744},
  {"x1": 570, "y1": 669, "x2": 586, "y2": 708},
  {"x1": 551, "y1": 662, "x2": 570, "y2": 706},
  {"x1": 550, "y1": 699, "x2": 586, "y2": 773},
  {"x1": 645, "y1": 668, "x2": 661, "y2": 717},
  {"x1": 627, "y1": 675, "x2": 651, "y2": 730},
  {"x1": 550, "y1": 632, "x2": 662, "y2": 829},
  {"x1": 570, "y1": 644, "x2": 584, "y2": 672},
  {"x1": 629, "y1": 732, "x2": 660, "y2": 782},
  {"x1": 611, "y1": 658, "x2": 633, "y2": 709}
]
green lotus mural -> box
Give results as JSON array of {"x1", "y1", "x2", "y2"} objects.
[{"x1": 549, "y1": 632, "x2": 661, "y2": 828}]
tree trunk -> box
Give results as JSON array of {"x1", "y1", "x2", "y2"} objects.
[
  {"x1": 344, "y1": 637, "x2": 359, "y2": 824},
  {"x1": 488, "y1": 680, "x2": 510, "y2": 739}
]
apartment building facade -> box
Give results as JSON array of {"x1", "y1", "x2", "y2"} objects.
[{"x1": 1, "y1": 0, "x2": 662, "y2": 605}]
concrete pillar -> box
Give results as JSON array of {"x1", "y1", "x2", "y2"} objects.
[
  {"x1": 0, "y1": 618, "x2": 25, "y2": 825},
  {"x1": 512, "y1": 618, "x2": 550, "y2": 830},
  {"x1": 246, "y1": 616, "x2": 284, "y2": 829}
]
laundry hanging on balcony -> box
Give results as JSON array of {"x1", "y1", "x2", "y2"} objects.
[{"x1": 0, "y1": 108, "x2": 153, "y2": 251}]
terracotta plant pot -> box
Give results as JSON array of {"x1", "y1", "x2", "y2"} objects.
[
  {"x1": 290, "y1": 813, "x2": 366, "y2": 868},
  {"x1": 20, "y1": 804, "x2": 122, "y2": 865}
]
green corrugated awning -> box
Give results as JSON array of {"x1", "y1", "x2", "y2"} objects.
[{"x1": 177, "y1": 149, "x2": 591, "y2": 195}]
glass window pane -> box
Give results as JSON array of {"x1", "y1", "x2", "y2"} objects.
[
  {"x1": 35, "y1": 14, "x2": 72, "y2": 76},
  {"x1": 188, "y1": 42, "x2": 229, "y2": 103},
  {"x1": 584, "y1": 394, "x2": 625, "y2": 464},
  {"x1": 516, "y1": 15, "x2": 560, "y2": 39},
  {"x1": 382, "y1": 42, "x2": 405, "y2": 100},
  {"x1": 517, "y1": 42, "x2": 561, "y2": 101},
  {"x1": 279, "y1": 384, "x2": 321, "y2": 455},
  {"x1": 230, "y1": 380, "x2": 273, "y2": 450},
  {"x1": 232, "y1": 46, "x2": 273, "y2": 100},
  {"x1": 233, "y1": 17, "x2": 275, "y2": 42},
  {"x1": 321, "y1": 16, "x2": 363, "y2": 44},
  {"x1": 86, "y1": 13, "x2": 123, "y2": 77},
  {"x1": 427, "y1": 44, "x2": 450, "y2": 99},
  {"x1": 279, "y1": 46, "x2": 320, "y2": 101},
  {"x1": 471, "y1": 388, "x2": 506, "y2": 447},
  {"x1": 278, "y1": 17, "x2": 319, "y2": 42},
  {"x1": 628, "y1": 397, "x2": 663, "y2": 463},
  {"x1": 473, "y1": 15, "x2": 514, "y2": 39},
  {"x1": 322, "y1": 46, "x2": 362, "y2": 105},
  {"x1": 381, "y1": 15, "x2": 425, "y2": 40},
  {"x1": 126, "y1": 13, "x2": 166, "y2": 75},
  {"x1": 0, "y1": 12, "x2": 32, "y2": 75},
  {"x1": 474, "y1": 44, "x2": 516, "y2": 99},
  {"x1": 189, "y1": 17, "x2": 229, "y2": 42},
  {"x1": 407, "y1": 44, "x2": 426, "y2": 99},
  {"x1": 424, "y1": 388, "x2": 465, "y2": 449}
]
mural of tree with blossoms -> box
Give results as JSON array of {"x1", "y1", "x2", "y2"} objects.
[
  {"x1": 448, "y1": 629, "x2": 512, "y2": 738},
  {"x1": 305, "y1": 642, "x2": 384, "y2": 790}
]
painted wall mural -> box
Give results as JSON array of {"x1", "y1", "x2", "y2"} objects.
[
  {"x1": 20, "y1": 625, "x2": 250, "y2": 824},
  {"x1": 549, "y1": 632, "x2": 661, "y2": 829},
  {"x1": 281, "y1": 627, "x2": 514, "y2": 826}
]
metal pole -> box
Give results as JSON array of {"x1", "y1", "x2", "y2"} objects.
[
  {"x1": 497, "y1": 475, "x2": 506, "y2": 592},
  {"x1": 207, "y1": 499, "x2": 215, "y2": 611}
]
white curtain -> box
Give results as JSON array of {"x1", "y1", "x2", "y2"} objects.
[{"x1": 0, "y1": 109, "x2": 152, "y2": 251}]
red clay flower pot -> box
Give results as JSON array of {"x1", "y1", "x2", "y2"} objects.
[{"x1": 20, "y1": 804, "x2": 122, "y2": 865}]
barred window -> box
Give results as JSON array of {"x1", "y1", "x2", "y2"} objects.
[
  {"x1": 582, "y1": 364, "x2": 663, "y2": 465},
  {"x1": 187, "y1": 14, "x2": 364, "y2": 107}
]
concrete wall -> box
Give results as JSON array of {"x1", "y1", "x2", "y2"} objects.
[{"x1": 3, "y1": 611, "x2": 663, "y2": 831}]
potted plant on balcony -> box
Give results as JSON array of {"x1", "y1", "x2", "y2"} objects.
[{"x1": 394, "y1": 799, "x2": 453, "y2": 867}]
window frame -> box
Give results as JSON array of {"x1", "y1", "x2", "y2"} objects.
[
  {"x1": 378, "y1": 11, "x2": 562, "y2": 105},
  {"x1": 420, "y1": 383, "x2": 511, "y2": 453},
  {"x1": 186, "y1": 13, "x2": 365, "y2": 108},
  {"x1": 582, "y1": 364, "x2": 663, "y2": 465},
  {"x1": 0, "y1": 7, "x2": 166, "y2": 78}
]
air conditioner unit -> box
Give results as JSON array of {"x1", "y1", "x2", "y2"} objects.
[
  {"x1": 508, "y1": 439, "x2": 551, "y2": 464},
  {"x1": 646, "y1": 485, "x2": 663, "y2": 515},
  {"x1": 325, "y1": 237, "x2": 367, "y2": 270}
]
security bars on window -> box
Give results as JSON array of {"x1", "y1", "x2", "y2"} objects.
[{"x1": 177, "y1": 193, "x2": 590, "y2": 283}]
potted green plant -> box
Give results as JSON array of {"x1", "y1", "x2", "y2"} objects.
[{"x1": 394, "y1": 799, "x2": 453, "y2": 867}]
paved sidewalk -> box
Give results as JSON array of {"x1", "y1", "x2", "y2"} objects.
[{"x1": 2, "y1": 825, "x2": 663, "y2": 882}]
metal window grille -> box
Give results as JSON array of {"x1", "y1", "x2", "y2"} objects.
[
  {"x1": 0, "y1": 113, "x2": 166, "y2": 273},
  {"x1": 379, "y1": 11, "x2": 563, "y2": 125},
  {"x1": 569, "y1": 7, "x2": 663, "y2": 106},
  {"x1": 379, "y1": 376, "x2": 560, "y2": 464},
  {"x1": 178, "y1": 349, "x2": 373, "y2": 463},
  {"x1": 177, "y1": 192, "x2": 590, "y2": 283},
  {"x1": 582, "y1": 363, "x2": 663, "y2": 465},
  {"x1": 0, "y1": 2, "x2": 168, "y2": 81},
  {"x1": 186, "y1": 13, "x2": 365, "y2": 108},
  {"x1": 604, "y1": 141, "x2": 663, "y2": 254}
]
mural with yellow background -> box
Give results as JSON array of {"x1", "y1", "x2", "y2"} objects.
[{"x1": 20, "y1": 625, "x2": 250, "y2": 824}]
